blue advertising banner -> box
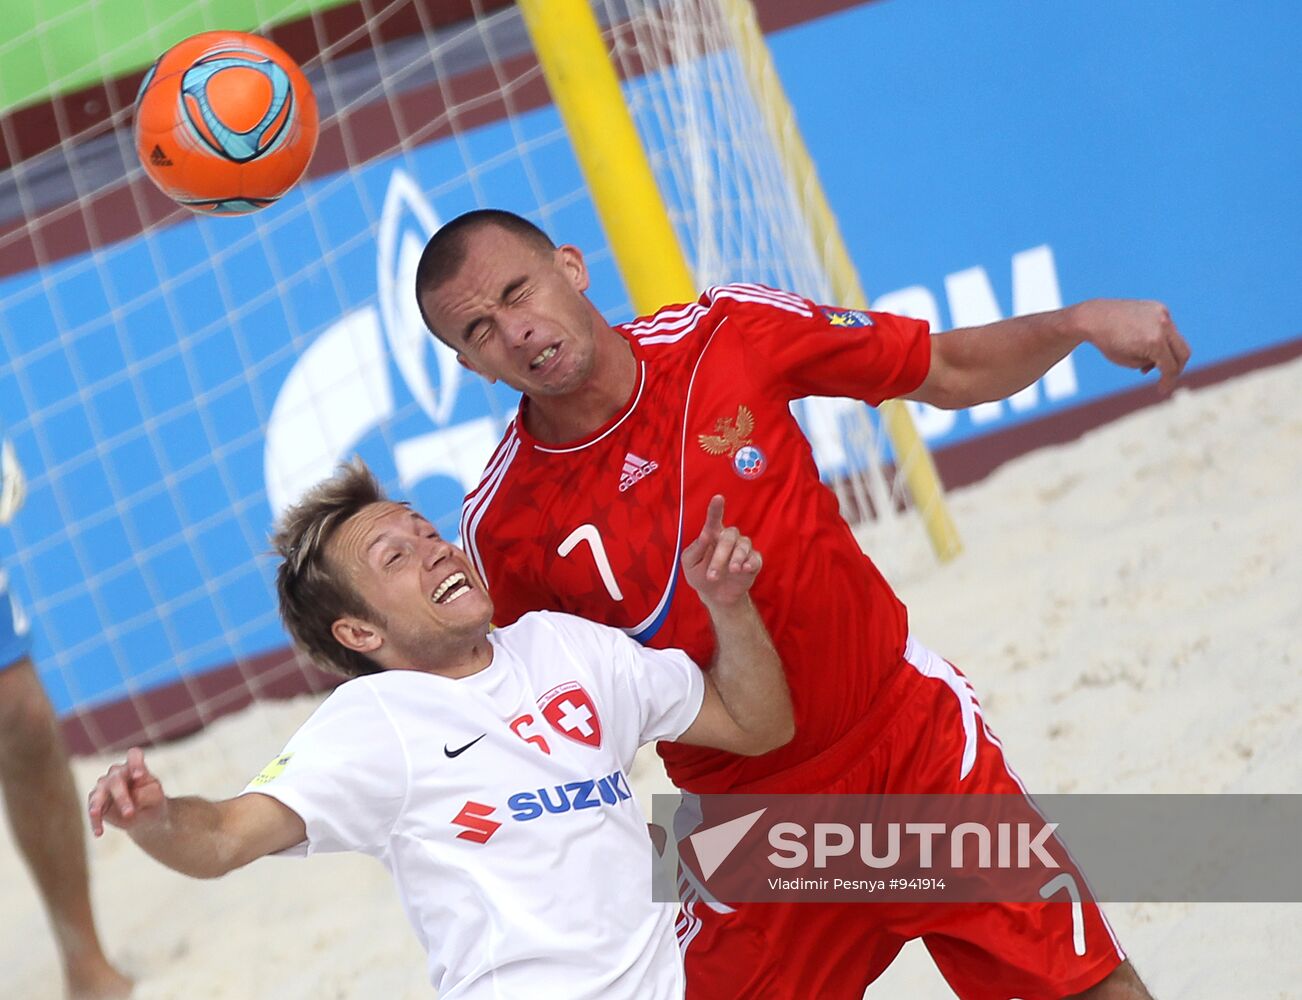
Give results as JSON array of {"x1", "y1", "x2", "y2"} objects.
[{"x1": 777, "y1": 0, "x2": 1300, "y2": 441}]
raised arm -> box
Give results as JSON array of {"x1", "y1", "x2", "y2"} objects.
[
  {"x1": 88, "y1": 747, "x2": 306, "y2": 879},
  {"x1": 907, "y1": 298, "x2": 1191, "y2": 410},
  {"x1": 675, "y1": 496, "x2": 793, "y2": 756}
]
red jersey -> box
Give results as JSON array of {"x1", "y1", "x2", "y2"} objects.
[{"x1": 460, "y1": 283, "x2": 932, "y2": 793}]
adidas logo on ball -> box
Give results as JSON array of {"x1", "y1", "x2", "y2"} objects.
[{"x1": 135, "y1": 30, "x2": 318, "y2": 216}]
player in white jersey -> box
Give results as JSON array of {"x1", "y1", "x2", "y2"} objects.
[{"x1": 87, "y1": 458, "x2": 791, "y2": 998}]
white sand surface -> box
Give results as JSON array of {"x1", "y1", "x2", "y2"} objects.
[{"x1": 2, "y1": 356, "x2": 1300, "y2": 999}]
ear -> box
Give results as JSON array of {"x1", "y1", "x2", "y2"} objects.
[
  {"x1": 554, "y1": 244, "x2": 590, "y2": 293},
  {"x1": 456, "y1": 352, "x2": 495, "y2": 384},
  {"x1": 331, "y1": 616, "x2": 384, "y2": 655}
]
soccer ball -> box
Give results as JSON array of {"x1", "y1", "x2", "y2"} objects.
[{"x1": 134, "y1": 31, "x2": 319, "y2": 216}]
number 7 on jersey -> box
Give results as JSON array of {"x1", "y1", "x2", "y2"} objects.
[{"x1": 557, "y1": 523, "x2": 624, "y2": 602}]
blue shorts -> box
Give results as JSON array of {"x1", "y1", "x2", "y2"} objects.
[{"x1": 0, "y1": 567, "x2": 33, "y2": 670}]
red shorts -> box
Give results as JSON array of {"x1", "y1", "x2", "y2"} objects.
[{"x1": 676, "y1": 640, "x2": 1125, "y2": 999}]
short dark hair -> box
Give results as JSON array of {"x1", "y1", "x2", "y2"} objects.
[
  {"x1": 272, "y1": 458, "x2": 388, "y2": 679},
  {"x1": 414, "y1": 209, "x2": 555, "y2": 340}
]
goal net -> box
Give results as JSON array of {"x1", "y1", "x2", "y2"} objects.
[{"x1": 0, "y1": 0, "x2": 935, "y2": 753}]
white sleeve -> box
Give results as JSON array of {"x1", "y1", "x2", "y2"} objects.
[
  {"x1": 240, "y1": 682, "x2": 408, "y2": 857},
  {"x1": 618, "y1": 638, "x2": 706, "y2": 746},
  {"x1": 538, "y1": 612, "x2": 706, "y2": 751}
]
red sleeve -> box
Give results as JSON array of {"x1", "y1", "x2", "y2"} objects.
[{"x1": 702, "y1": 283, "x2": 931, "y2": 405}]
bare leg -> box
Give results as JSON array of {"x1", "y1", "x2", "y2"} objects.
[
  {"x1": 1068, "y1": 959, "x2": 1152, "y2": 999},
  {"x1": 0, "y1": 658, "x2": 132, "y2": 999}
]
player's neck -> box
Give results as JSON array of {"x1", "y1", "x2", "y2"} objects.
[
  {"x1": 385, "y1": 633, "x2": 495, "y2": 679},
  {"x1": 436, "y1": 634, "x2": 495, "y2": 679},
  {"x1": 524, "y1": 329, "x2": 636, "y2": 445}
]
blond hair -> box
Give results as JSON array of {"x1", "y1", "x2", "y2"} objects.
[{"x1": 271, "y1": 458, "x2": 387, "y2": 678}]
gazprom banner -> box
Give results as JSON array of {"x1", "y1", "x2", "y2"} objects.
[{"x1": 0, "y1": 0, "x2": 1297, "y2": 716}]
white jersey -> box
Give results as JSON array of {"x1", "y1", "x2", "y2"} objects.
[{"x1": 244, "y1": 610, "x2": 705, "y2": 999}]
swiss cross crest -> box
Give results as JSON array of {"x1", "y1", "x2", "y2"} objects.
[{"x1": 538, "y1": 681, "x2": 603, "y2": 749}]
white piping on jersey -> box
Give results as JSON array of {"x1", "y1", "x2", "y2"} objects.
[
  {"x1": 625, "y1": 282, "x2": 810, "y2": 347},
  {"x1": 625, "y1": 282, "x2": 810, "y2": 346},
  {"x1": 532, "y1": 361, "x2": 648, "y2": 454},
  {"x1": 621, "y1": 316, "x2": 729, "y2": 641},
  {"x1": 468, "y1": 421, "x2": 520, "y2": 496},
  {"x1": 676, "y1": 876, "x2": 734, "y2": 965},
  {"x1": 718, "y1": 281, "x2": 813, "y2": 311},
  {"x1": 676, "y1": 880, "x2": 705, "y2": 956},
  {"x1": 978, "y1": 718, "x2": 1125, "y2": 960},
  {"x1": 907, "y1": 641, "x2": 1124, "y2": 962},
  {"x1": 705, "y1": 282, "x2": 814, "y2": 317},
  {"x1": 624, "y1": 299, "x2": 709, "y2": 332},
  {"x1": 460, "y1": 428, "x2": 522, "y2": 592},
  {"x1": 459, "y1": 424, "x2": 517, "y2": 539},
  {"x1": 629, "y1": 304, "x2": 710, "y2": 345},
  {"x1": 903, "y1": 636, "x2": 980, "y2": 781},
  {"x1": 709, "y1": 286, "x2": 812, "y2": 315}
]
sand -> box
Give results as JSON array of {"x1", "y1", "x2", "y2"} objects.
[{"x1": 2, "y1": 355, "x2": 1299, "y2": 999}]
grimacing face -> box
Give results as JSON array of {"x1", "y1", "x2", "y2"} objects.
[
  {"x1": 418, "y1": 225, "x2": 602, "y2": 399},
  {"x1": 326, "y1": 502, "x2": 493, "y2": 667}
]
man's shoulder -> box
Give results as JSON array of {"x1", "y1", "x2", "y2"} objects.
[
  {"x1": 702, "y1": 282, "x2": 813, "y2": 311},
  {"x1": 618, "y1": 289, "x2": 726, "y2": 352},
  {"x1": 274, "y1": 675, "x2": 395, "y2": 756},
  {"x1": 621, "y1": 282, "x2": 814, "y2": 350},
  {"x1": 309, "y1": 671, "x2": 472, "y2": 738},
  {"x1": 308, "y1": 674, "x2": 386, "y2": 719},
  {"x1": 495, "y1": 611, "x2": 625, "y2": 665}
]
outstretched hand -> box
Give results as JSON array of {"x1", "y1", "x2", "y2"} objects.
[
  {"x1": 88, "y1": 746, "x2": 167, "y2": 837},
  {"x1": 682, "y1": 495, "x2": 762, "y2": 608},
  {"x1": 1077, "y1": 299, "x2": 1191, "y2": 397}
]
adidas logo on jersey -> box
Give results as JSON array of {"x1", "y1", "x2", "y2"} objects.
[{"x1": 618, "y1": 452, "x2": 659, "y2": 493}]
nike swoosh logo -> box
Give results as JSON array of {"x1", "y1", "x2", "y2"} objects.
[{"x1": 444, "y1": 734, "x2": 486, "y2": 758}]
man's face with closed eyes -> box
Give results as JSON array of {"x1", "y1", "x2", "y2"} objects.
[{"x1": 418, "y1": 224, "x2": 603, "y2": 399}]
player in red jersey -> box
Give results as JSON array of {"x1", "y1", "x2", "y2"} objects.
[{"x1": 415, "y1": 210, "x2": 1189, "y2": 999}]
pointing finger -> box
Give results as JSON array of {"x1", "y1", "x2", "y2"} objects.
[{"x1": 703, "y1": 495, "x2": 725, "y2": 536}]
